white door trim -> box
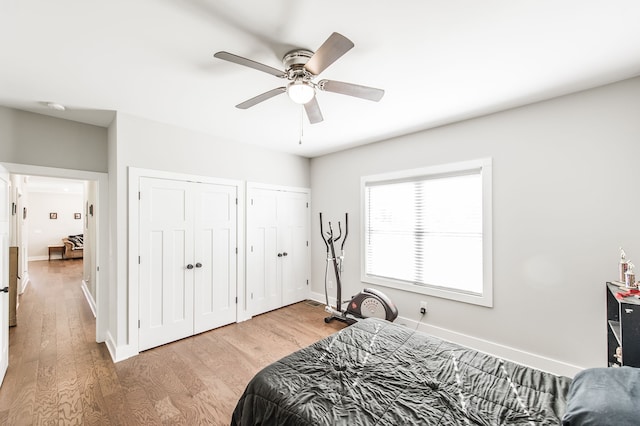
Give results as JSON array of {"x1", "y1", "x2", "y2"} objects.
[
  {"x1": 0, "y1": 164, "x2": 9, "y2": 386},
  {"x1": 128, "y1": 167, "x2": 244, "y2": 356},
  {"x1": 246, "y1": 182, "x2": 311, "y2": 195},
  {"x1": 0, "y1": 162, "x2": 109, "y2": 344}
]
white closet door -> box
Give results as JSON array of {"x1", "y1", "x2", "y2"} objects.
[
  {"x1": 247, "y1": 186, "x2": 310, "y2": 316},
  {"x1": 280, "y1": 191, "x2": 309, "y2": 305},
  {"x1": 246, "y1": 189, "x2": 281, "y2": 315},
  {"x1": 139, "y1": 177, "x2": 195, "y2": 351},
  {"x1": 193, "y1": 183, "x2": 237, "y2": 334}
]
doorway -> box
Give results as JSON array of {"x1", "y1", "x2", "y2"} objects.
[
  {"x1": 21, "y1": 176, "x2": 94, "y2": 311},
  {"x1": 1, "y1": 162, "x2": 108, "y2": 344}
]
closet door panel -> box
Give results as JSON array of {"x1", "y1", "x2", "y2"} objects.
[
  {"x1": 280, "y1": 192, "x2": 310, "y2": 305},
  {"x1": 281, "y1": 224, "x2": 309, "y2": 305},
  {"x1": 247, "y1": 226, "x2": 280, "y2": 315},
  {"x1": 139, "y1": 177, "x2": 195, "y2": 351},
  {"x1": 193, "y1": 184, "x2": 237, "y2": 334},
  {"x1": 247, "y1": 189, "x2": 281, "y2": 315}
]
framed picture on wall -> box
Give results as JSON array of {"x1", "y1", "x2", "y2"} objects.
[
  {"x1": 74, "y1": 213, "x2": 81, "y2": 219},
  {"x1": 49, "y1": 212, "x2": 57, "y2": 219}
]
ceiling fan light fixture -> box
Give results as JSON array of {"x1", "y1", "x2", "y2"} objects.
[{"x1": 287, "y1": 81, "x2": 315, "y2": 104}]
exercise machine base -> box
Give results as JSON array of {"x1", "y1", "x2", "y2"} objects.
[{"x1": 323, "y1": 306, "x2": 358, "y2": 325}]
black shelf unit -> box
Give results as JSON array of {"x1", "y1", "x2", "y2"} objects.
[{"x1": 606, "y1": 282, "x2": 640, "y2": 367}]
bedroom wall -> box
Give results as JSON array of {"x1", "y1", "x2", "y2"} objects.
[
  {"x1": 27, "y1": 191, "x2": 84, "y2": 260},
  {"x1": 310, "y1": 76, "x2": 640, "y2": 376},
  {"x1": 107, "y1": 112, "x2": 311, "y2": 359},
  {"x1": 0, "y1": 106, "x2": 108, "y2": 172}
]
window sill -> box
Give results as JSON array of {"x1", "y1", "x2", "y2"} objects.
[{"x1": 362, "y1": 274, "x2": 493, "y2": 308}]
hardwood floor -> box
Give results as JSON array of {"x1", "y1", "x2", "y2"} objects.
[{"x1": 0, "y1": 260, "x2": 345, "y2": 425}]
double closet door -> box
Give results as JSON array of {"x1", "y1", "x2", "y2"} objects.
[
  {"x1": 247, "y1": 186, "x2": 309, "y2": 316},
  {"x1": 138, "y1": 177, "x2": 237, "y2": 351}
]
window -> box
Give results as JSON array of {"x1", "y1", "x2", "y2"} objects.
[{"x1": 361, "y1": 158, "x2": 492, "y2": 307}]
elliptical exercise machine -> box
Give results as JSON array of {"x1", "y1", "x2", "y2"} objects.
[{"x1": 320, "y1": 212, "x2": 398, "y2": 324}]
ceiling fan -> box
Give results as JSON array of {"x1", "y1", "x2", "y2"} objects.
[{"x1": 213, "y1": 32, "x2": 384, "y2": 124}]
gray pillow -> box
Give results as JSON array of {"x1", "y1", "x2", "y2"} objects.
[{"x1": 562, "y1": 367, "x2": 640, "y2": 425}]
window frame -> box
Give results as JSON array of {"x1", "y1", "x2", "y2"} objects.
[{"x1": 360, "y1": 158, "x2": 493, "y2": 307}]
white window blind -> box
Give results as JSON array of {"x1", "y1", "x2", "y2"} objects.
[{"x1": 362, "y1": 159, "x2": 492, "y2": 306}]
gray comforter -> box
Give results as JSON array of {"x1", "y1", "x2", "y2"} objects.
[{"x1": 232, "y1": 318, "x2": 571, "y2": 425}]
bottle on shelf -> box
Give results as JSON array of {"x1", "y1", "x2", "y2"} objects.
[
  {"x1": 625, "y1": 261, "x2": 636, "y2": 288},
  {"x1": 619, "y1": 247, "x2": 628, "y2": 282}
]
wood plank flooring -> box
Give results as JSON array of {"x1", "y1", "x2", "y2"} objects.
[{"x1": 0, "y1": 260, "x2": 345, "y2": 425}]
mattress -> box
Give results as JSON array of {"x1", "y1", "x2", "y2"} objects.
[{"x1": 232, "y1": 318, "x2": 571, "y2": 425}]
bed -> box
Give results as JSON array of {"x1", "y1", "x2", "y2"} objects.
[{"x1": 232, "y1": 318, "x2": 572, "y2": 425}]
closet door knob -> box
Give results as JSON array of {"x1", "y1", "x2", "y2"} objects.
[
  {"x1": 282, "y1": 252, "x2": 288, "y2": 257},
  {"x1": 0, "y1": 287, "x2": 8, "y2": 293},
  {"x1": 195, "y1": 263, "x2": 202, "y2": 268},
  {"x1": 277, "y1": 253, "x2": 283, "y2": 257},
  {"x1": 186, "y1": 264, "x2": 194, "y2": 270}
]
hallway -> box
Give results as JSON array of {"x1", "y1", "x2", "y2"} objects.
[{"x1": 0, "y1": 259, "x2": 97, "y2": 424}]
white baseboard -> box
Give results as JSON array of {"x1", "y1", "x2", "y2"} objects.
[
  {"x1": 105, "y1": 331, "x2": 117, "y2": 361},
  {"x1": 105, "y1": 331, "x2": 138, "y2": 363},
  {"x1": 81, "y1": 280, "x2": 97, "y2": 318},
  {"x1": 29, "y1": 255, "x2": 49, "y2": 262},
  {"x1": 309, "y1": 290, "x2": 328, "y2": 306},
  {"x1": 308, "y1": 290, "x2": 582, "y2": 378},
  {"x1": 19, "y1": 272, "x2": 30, "y2": 294}
]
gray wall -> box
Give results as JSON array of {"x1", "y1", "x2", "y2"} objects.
[
  {"x1": 310, "y1": 76, "x2": 640, "y2": 372},
  {"x1": 115, "y1": 113, "x2": 310, "y2": 185},
  {"x1": 0, "y1": 107, "x2": 108, "y2": 172}
]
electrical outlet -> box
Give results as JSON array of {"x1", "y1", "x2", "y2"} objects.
[{"x1": 420, "y1": 301, "x2": 428, "y2": 315}]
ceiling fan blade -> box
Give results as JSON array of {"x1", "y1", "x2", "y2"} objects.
[
  {"x1": 304, "y1": 33, "x2": 354, "y2": 76},
  {"x1": 304, "y1": 97, "x2": 324, "y2": 124},
  {"x1": 214, "y1": 51, "x2": 286, "y2": 78},
  {"x1": 236, "y1": 87, "x2": 287, "y2": 109},
  {"x1": 318, "y1": 79, "x2": 385, "y2": 102}
]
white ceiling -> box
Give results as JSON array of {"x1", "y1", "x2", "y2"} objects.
[{"x1": 2, "y1": 1, "x2": 640, "y2": 158}]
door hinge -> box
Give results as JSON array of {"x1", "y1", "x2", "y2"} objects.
[
  {"x1": 235, "y1": 247, "x2": 238, "y2": 254},
  {"x1": 306, "y1": 202, "x2": 308, "y2": 208},
  {"x1": 138, "y1": 256, "x2": 141, "y2": 264},
  {"x1": 235, "y1": 296, "x2": 238, "y2": 304},
  {"x1": 306, "y1": 241, "x2": 309, "y2": 247},
  {"x1": 306, "y1": 279, "x2": 309, "y2": 286},
  {"x1": 97, "y1": 266, "x2": 99, "y2": 272},
  {"x1": 138, "y1": 191, "x2": 141, "y2": 200},
  {"x1": 235, "y1": 198, "x2": 238, "y2": 205},
  {"x1": 251, "y1": 292, "x2": 254, "y2": 300},
  {"x1": 138, "y1": 320, "x2": 141, "y2": 328},
  {"x1": 250, "y1": 245, "x2": 253, "y2": 253},
  {"x1": 251, "y1": 198, "x2": 254, "y2": 206}
]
